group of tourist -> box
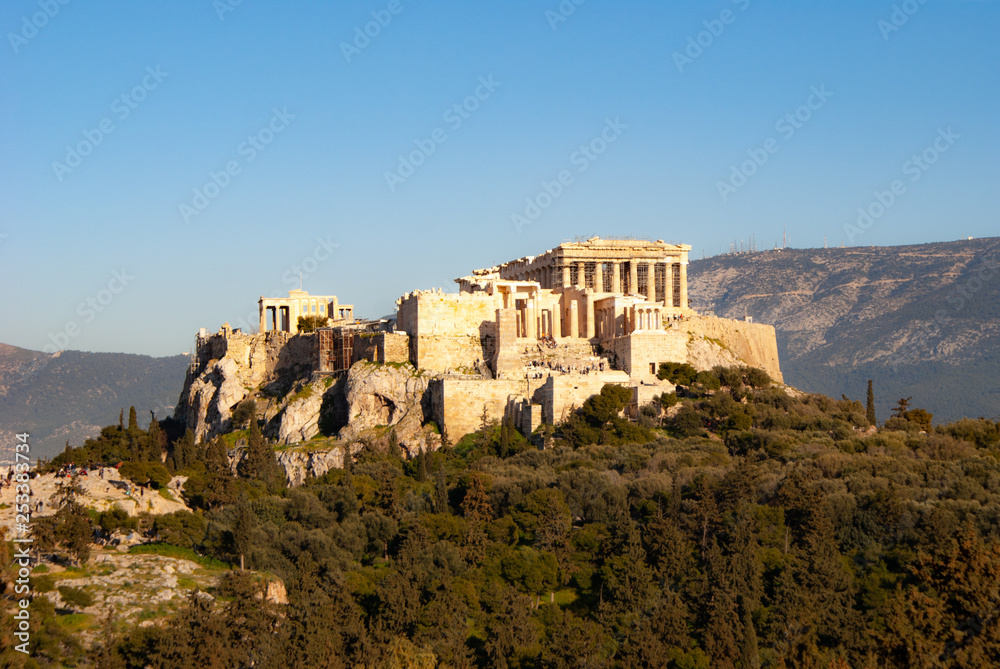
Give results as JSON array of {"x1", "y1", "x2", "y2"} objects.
[{"x1": 524, "y1": 358, "x2": 606, "y2": 378}]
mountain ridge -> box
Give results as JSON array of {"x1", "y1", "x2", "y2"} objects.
[
  {"x1": 689, "y1": 237, "x2": 1000, "y2": 422},
  {"x1": 0, "y1": 347, "x2": 189, "y2": 461}
]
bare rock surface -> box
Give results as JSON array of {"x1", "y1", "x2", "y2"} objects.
[{"x1": 337, "y1": 362, "x2": 440, "y2": 457}]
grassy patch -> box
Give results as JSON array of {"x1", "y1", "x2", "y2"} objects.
[
  {"x1": 33, "y1": 564, "x2": 50, "y2": 574},
  {"x1": 177, "y1": 577, "x2": 199, "y2": 589},
  {"x1": 551, "y1": 589, "x2": 578, "y2": 606},
  {"x1": 59, "y1": 567, "x2": 89, "y2": 580},
  {"x1": 289, "y1": 383, "x2": 315, "y2": 404},
  {"x1": 56, "y1": 613, "x2": 95, "y2": 632},
  {"x1": 129, "y1": 543, "x2": 230, "y2": 570},
  {"x1": 158, "y1": 487, "x2": 177, "y2": 502},
  {"x1": 222, "y1": 430, "x2": 249, "y2": 447},
  {"x1": 704, "y1": 335, "x2": 729, "y2": 351}
]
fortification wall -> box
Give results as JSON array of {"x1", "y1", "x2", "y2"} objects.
[
  {"x1": 541, "y1": 371, "x2": 631, "y2": 424},
  {"x1": 398, "y1": 292, "x2": 499, "y2": 372},
  {"x1": 679, "y1": 316, "x2": 783, "y2": 382},
  {"x1": 382, "y1": 332, "x2": 410, "y2": 363},
  {"x1": 398, "y1": 291, "x2": 497, "y2": 337},
  {"x1": 606, "y1": 331, "x2": 688, "y2": 381},
  {"x1": 353, "y1": 332, "x2": 411, "y2": 365},
  {"x1": 431, "y1": 377, "x2": 532, "y2": 441}
]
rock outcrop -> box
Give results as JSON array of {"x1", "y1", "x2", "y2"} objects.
[
  {"x1": 337, "y1": 362, "x2": 440, "y2": 457},
  {"x1": 276, "y1": 384, "x2": 327, "y2": 444},
  {"x1": 275, "y1": 446, "x2": 348, "y2": 486},
  {"x1": 175, "y1": 329, "x2": 320, "y2": 443},
  {"x1": 685, "y1": 335, "x2": 745, "y2": 373},
  {"x1": 178, "y1": 357, "x2": 248, "y2": 443}
]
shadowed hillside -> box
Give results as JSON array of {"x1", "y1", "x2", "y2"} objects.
[
  {"x1": 0, "y1": 343, "x2": 189, "y2": 461},
  {"x1": 689, "y1": 237, "x2": 1000, "y2": 423}
]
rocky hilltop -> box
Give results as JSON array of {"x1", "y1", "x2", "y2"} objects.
[{"x1": 689, "y1": 237, "x2": 1000, "y2": 422}]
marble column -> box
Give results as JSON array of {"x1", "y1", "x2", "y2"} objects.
[
  {"x1": 585, "y1": 297, "x2": 595, "y2": 339},
  {"x1": 679, "y1": 262, "x2": 688, "y2": 309}
]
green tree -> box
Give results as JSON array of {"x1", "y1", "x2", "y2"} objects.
[
  {"x1": 866, "y1": 379, "x2": 876, "y2": 426},
  {"x1": 891, "y1": 397, "x2": 912, "y2": 419},
  {"x1": 232, "y1": 493, "x2": 254, "y2": 570},
  {"x1": 231, "y1": 398, "x2": 257, "y2": 429},
  {"x1": 239, "y1": 419, "x2": 284, "y2": 493},
  {"x1": 297, "y1": 314, "x2": 329, "y2": 332}
]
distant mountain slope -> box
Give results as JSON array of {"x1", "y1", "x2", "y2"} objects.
[
  {"x1": 0, "y1": 344, "x2": 189, "y2": 461},
  {"x1": 689, "y1": 238, "x2": 1000, "y2": 423}
]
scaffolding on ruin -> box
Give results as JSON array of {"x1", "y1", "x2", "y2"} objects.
[{"x1": 318, "y1": 328, "x2": 354, "y2": 374}]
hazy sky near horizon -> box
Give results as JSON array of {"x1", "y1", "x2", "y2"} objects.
[{"x1": 1, "y1": 1, "x2": 998, "y2": 356}]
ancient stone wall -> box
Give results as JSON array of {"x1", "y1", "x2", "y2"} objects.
[
  {"x1": 398, "y1": 291, "x2": 498, "y2": 372},
  {"x1": 605, "y1": 331, "x2": 688, "y2": 382},
  {"x1": 382, "y1": 332, "x2": 410, "y2": 364},
  {"x1": 352, "y1": 332, "x2": 411, "y2": 365},
  {"x1": 538, "y1": 371, "x2": 631, "y2": 425},
  {"x1": 430, "y1": 377, "x2": 541, "y2": 441}
]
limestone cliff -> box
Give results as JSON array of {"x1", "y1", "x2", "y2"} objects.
[
  {"x1": 228, "y1": 444, "x2": 353, "y2": 487},
  {"x1": 337, "y1": 362, "x2": 441, "y2": 457},
  {"x1": 174, "y1": 330, "x2": 316, "y2": 442},
  {"x1": 680, "y1": 317, "x2": 783, "y2": 383}
]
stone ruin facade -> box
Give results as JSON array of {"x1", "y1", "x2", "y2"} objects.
[
  {"x1": 391, "y1": 237, "x2": 782, "y2": 439},
  {"x1": 180, "y1": 237, "x2": 783, "y2": 452},
  {"x1": 259, "y1": 289, "x2": 353, "y2": 335}
]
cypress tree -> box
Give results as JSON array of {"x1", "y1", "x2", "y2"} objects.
[
  {"x1": 416, "y1": 447, "x2": 428, "y2": 482},
  {"x1": 434, "y1": 464, "x2": 449, "y2": 514},
  {"x1": 866, "y1": 380, "x2": 876, "y2": 426},
  {"x1": 240, "y1": 419, "x2": 284, "y2": 492},
  {"x1": 232, "y1": 492, "x2": 254, "y2": 570},
  {"x1": 147, "y1": 417, "x2": 164, "y2": 463}
]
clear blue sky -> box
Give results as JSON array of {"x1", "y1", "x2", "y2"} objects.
[{"x1": 1, "y1": 1, "x2": 997, "y2": 356}]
